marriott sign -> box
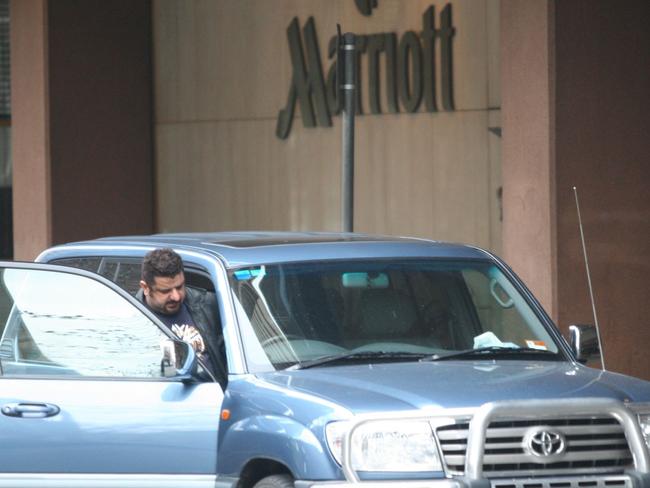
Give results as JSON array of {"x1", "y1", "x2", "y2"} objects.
[{"x1": 276, "y1": 4, "x2": 455, "y2": 139}]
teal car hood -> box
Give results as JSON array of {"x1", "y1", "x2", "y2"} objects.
[{"x1": 258, "y1": 360, "x2": 650, "y2": 414}]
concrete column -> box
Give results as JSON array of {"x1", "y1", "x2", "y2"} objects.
[
  {"x1": 553, "y1": 0, "x2": 650, "y2": 378},
  {"x1": 502, "y1": 0, "x2": 650, "y2": 378},
  {"x1": 10, "y1": 0, "x2": 51, "y2": 260},
  {"x1": 11, "y1": 0, "x2": 154, "y2": 260},
  {"x1": 501, "y1": 0, "x2": 557, "y2": 317}
]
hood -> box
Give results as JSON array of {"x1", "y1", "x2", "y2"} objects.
[{"x1": 257, "y1": 360, "x2": 650, "y2": 415}]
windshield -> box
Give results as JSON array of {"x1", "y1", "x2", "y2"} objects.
[{"x1": 228, "y1": 259, "x2": 561, "y2": 371}]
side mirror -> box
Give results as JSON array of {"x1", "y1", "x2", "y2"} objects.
[
  {"x1": 569, "y1": 324, "x2": 600, "y2": 364},
  {"x1": 160, "y1": 339, "x2": 198, "y2": 382}
]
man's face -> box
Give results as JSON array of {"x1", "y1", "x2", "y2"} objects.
[{"x1": 141, "y1": 272, "x2": 186, "y2": 315}]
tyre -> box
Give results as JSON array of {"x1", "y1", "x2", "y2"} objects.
[{"x1": 253, "y1": 474, "x2": 295, "y2": 488}]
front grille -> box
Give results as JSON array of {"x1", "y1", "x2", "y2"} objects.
[
  {"x1": 437, "y1": 416, "x2": 633, "y2": 478},
  {"x1": 491, "y1": 475, "x2": 631, "y2": 488}
]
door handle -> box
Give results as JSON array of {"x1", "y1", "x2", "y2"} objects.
[{"x1": 2, "y1": 402, "x2": 60, "y2": 418}]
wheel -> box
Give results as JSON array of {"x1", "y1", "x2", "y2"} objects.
[{"x1": 253, "y1": 474, "x2": 295, "y2": 488}]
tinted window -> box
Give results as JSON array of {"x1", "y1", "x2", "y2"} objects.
[
  {"x1": 52, "y1": 257, "x2": 142, "y2": 295},
  {"x1": 50, "y1": 257, "x2": 214, "y2": 295},
  {"x1": 98, "y1": 260, "x2": 142, "y2": 295},
  {"x1": 51, "y1": 257, "x2": 101, "y2": 273}
]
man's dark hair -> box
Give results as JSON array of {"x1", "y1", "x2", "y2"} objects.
[{"x1": 141, "y1": 248, "x2": 184, "y2": 285}]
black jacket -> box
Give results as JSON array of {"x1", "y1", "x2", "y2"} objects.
[{"x1": 136, "y1": 286, "x2": 226, "y2": 383}]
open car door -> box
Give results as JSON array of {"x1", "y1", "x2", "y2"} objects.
[{"x1": 0, "y1": 262, "x2": 222, "y2": 488}]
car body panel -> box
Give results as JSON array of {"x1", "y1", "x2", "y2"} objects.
[
  {"x1": 217, "y1": 375, "x2": 352, "y2": 479},
  {"x1": 252, "y1": 362, "x2": 650, "y2": 414},
  {"x1": 28, "y1": 232, "x2": 650, "y2": 487},
  {"x1": 0, "y1": 378, "x2": 221, "y2": 473},
  {"x1": 0, "y1": 261, "x2": 223, "y2": 480},
  {"x1": 38, "y1": 232, "x2": 491, "y2": 268}
]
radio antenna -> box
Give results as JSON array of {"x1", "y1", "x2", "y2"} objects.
[{"x1": 573, "y1": 186, "x2": 605, "y2": 370}]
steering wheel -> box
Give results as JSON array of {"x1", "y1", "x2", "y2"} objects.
[
  {"x1": 420, "y1": 300, "x2": 457, "y2": 348},
  {"x1": 420, "y1": 299, "x2": 451, "y2": 321}
]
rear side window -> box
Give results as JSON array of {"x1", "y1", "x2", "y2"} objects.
[
  {"x1": 98, "y1": 260, "x2": 142, "y2": 294},
  {"x1": 51, "y1": 257, "x2": 101, "y2": 273},
  {"x1": 51, "y1": 257, "x2": 214, "y2": 295},
  {"x1": 51, "y1": 257, "x2": 142, "y2": 295}
]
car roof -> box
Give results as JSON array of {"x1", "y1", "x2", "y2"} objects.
[{"x1": 42, "y1": 231, "x2": 493, "y2": 268}]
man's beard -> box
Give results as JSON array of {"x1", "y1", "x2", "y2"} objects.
[{"x1": 164, "y1": 300, "x2": 181, "y2": 313}]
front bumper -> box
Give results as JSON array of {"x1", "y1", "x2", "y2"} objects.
[
  {"x1": 299, "y1": 473, "x2": 650, "y2": 488},
  {"x1": 301, "y1": 398, "x2": 650, "y2": 488},
  {"x1": 297, "y1": 480, "x2": 466, "y2": 488}
]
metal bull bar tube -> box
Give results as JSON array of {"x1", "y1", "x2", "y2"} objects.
[{"x1": 333, "y1": 398, "x2": 650, "y2": 486}]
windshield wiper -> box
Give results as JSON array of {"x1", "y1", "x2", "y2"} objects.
[
  {"x1": 287, "y1": 351, "x2": 429, "y2": 370},
  {"x1": 422, "y1": 346, "x2": 559, "y2": 362}
]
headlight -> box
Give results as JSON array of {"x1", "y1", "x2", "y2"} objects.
[{"x1": 326, "y1": 419, "x2": 443, "y2": 472}]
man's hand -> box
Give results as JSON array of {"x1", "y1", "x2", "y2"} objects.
[{"x1": 171, "y1": 324, "x2": 206, "y2": 353}]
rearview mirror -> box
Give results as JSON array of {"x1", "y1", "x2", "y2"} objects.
[
  {"x1": 569, "y1": 324, "x2": 601, "y2": 364},
  {"x1": 341, "y1": 272, "x2": 389, "y2": 288}
]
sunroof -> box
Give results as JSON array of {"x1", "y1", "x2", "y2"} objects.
[{"x1": 212, "y1": 235, "x2": 399, "y2": 248}]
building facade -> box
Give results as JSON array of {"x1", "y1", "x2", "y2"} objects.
[{"x1": 7, "y1": 0, "x2": 650, "y2": 378}]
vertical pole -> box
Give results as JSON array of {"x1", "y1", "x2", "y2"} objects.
[{"x1": 340, "y1": 32, "x2": 356, "y2": 233}]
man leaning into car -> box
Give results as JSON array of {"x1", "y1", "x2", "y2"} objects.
[{"x1": 137, "y1": 248, "x2": 224, "y2": 379}]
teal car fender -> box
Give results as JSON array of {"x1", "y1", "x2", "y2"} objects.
[
  {"x1": 216, "y1": 377, "x2": 348, "y2": 480},
  {"x1": 217, "y1": 412, "x2": 341, "y2": 480}
]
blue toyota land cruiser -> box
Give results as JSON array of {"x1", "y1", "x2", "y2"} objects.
[{"x1": 0, "y1": 232, "x2": 647, "y2": 488}]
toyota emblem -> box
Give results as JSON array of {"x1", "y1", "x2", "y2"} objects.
[{"x1": 523, "y1": 427, "x2": 567, "y2": 460}]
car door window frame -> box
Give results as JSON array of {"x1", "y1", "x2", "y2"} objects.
[{"x1": 40, "y1": 246, "x2": 247, "y2": 375}]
